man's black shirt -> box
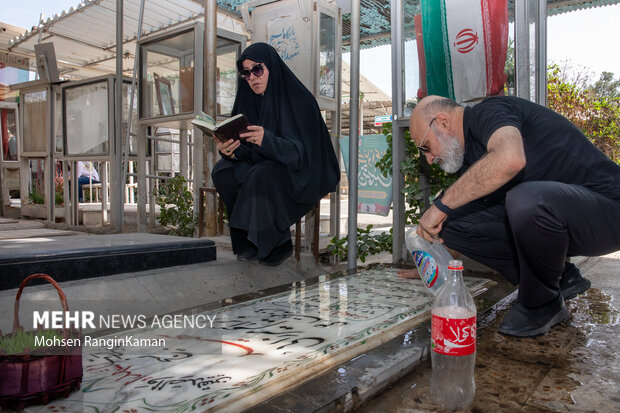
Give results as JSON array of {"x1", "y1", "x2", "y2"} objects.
[{"x1": 461, "y1": 96, "x2": 620, "y2": 202}]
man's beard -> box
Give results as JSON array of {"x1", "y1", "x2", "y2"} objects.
[{"x1": 434, "y1": 131, "x2": 464, "y2": 173}]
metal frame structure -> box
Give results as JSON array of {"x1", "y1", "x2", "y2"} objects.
[
  {"x1": 60, "y1": 74, "x2": 133, "y2": 226},
  {"x1": 11, "y1": 79, "x2": 63, "y2": 223},
  {"x1": 136, "y1": 21, "x2": 205, "y2": 232}
]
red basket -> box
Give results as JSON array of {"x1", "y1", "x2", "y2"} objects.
[{"x1": 0, "y1": 274, "x2": 83, "y2": 410}]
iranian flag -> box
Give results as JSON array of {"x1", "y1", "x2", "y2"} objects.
[{"x1": 420, "y1": 0, "x2": 508, "y2": 103}]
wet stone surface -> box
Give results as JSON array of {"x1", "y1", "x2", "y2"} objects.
[{"x1": 357, "y1": 253, "x2": 620, "y2": 413}]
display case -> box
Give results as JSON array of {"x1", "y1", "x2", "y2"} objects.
[
  {"x1": 9, "y1": 77, "x2": 66, "y2": 222},
  {"x1": 12, "y1": 79, "x2": 64, "y2": 157},
  {"x1": 140, "y1": 25, "x2": 201, "y2": 120},
  {"x1": 61, "y1": 75, "x2": 133, "y2": 158},
  {"x1": 0, "y1": 101, "x2": 20, "y2": 216},
  {"x1": 241, "y1": 0, "x2": 341, "y2": 111}
]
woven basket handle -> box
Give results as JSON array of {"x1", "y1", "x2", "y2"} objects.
[{"x1": 13, "y1": 274, "x2": 70, "y2": 338}]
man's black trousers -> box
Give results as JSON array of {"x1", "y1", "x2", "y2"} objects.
[{"x1": 440, "y1": 181, "x2": 620, "y2": 307}]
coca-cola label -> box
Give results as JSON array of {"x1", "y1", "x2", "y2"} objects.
[
  {"x1": 412, "y1": 250, "x2": 438, "y2": 288},
  {"x1": 431, "y1": 314, "x2": 477, "y2": 356}
]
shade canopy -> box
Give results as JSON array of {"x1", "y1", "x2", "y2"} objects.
[{"x1": 7, "y1": 0, "x2": 620, "y2": 80}]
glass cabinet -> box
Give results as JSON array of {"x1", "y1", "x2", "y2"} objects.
[{"x1": 140, "y1": 28, "x2": 196, "y2": 119}]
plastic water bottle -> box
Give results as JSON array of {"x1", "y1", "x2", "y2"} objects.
[
  {"x1": 405, "y1": 227, "x2": 452, "y2": 295},
  {"x1": 430, "y1": 260, "x2": 477, "y2": 411}
]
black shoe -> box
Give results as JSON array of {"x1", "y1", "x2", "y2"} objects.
[
  {"x1": 237, "y1": 245, "x2": 258, "y2": 262},
  {"x1": 498, "y1": 294, "x2": 569, "y2": 337},
  {"x1": 560, "y1": 262, "x2": 591, "y2": 300},
  {"x1": 259, "y1": 240, "x2": 293, "y2": 267}
]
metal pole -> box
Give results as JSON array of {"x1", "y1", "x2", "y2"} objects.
[
  {"x1": 515, "y1": 0, "x2": 530, "y2": 100},
  {"x1": 391, "y1": 0, "x2": 405, "y2": 263},
  {"x1": 47, "y1": 86, "x2": 55, "y2": 223},
  {"x1": 203, "y1": 0, "x2": 217, "y2": 236},
  {"x1": 347, "y1": 0, "x2": 360, "y2": 272},
  {"x1": 137, "y1": 125, "x2": 146, "y2": 232},
  {"x1": 122, "y1": 0, "x2": 146, "y2": 218},
  {"x1": 536, "y1": 0, "x2": 547, "y2": 106},
  {"x1": 330, "y1": 8, "x2": 343, "y2": 243},
  {"x1": 112, "y1": 0, "x2": 124, "y2": 230}
]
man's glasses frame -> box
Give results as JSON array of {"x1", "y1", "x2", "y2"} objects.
[
  {"x1": 417, "y1": 117, "x2": 436, "y2": 154},
  {"x1": 240, "y1": 63, "x2": 264, "y2": 80}
]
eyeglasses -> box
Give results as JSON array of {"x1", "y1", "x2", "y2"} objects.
[
  {"x1": 240, "y1": 63, "x2": 264, "y2": 80},
  {"x1": 417, "y1": 117, "x2": 436, "y2": 154}
]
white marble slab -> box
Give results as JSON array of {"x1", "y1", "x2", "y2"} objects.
[{"x1": 25, "y1": 269, "x2": 491, "y2": 412}]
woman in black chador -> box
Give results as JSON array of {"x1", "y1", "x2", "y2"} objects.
[{"x1": 211, "y1": 43, "x2": 340, "y2": 266}]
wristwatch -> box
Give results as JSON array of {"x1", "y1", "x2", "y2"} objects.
[{"x1": 433, "y1": 191, "x2": 453, "y2": 214}]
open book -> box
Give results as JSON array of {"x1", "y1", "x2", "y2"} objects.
[{"x1": 191, "y1": 112, "x2": 250, "y2": 143}]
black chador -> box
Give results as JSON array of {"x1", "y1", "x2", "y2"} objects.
[{"x1": 211, "y1": 43, "x2": 339, "y2": 264}]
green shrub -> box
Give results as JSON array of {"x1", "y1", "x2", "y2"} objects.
[
  {"x1": 327, "y1": 225, "x2": 392, "y2": 263},
  {"x1": 28, "y1": 188, "x2": 45, "y2": 204},
  {"x1": 375, "y1": 122, "x2": 456, "y2": 225},
  {"x1": 328, "y1": 121, "x2": 456, "y2": 262},
  {"x1": 156, "y1": 175, "x2": 198, "y2": 237}
]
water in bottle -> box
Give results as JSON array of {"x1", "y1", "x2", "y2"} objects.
[
  {"x1": 405, "y1": 226, "x2": 452, "y2": 295},
  {"x1": 430, "y1": 260, "x2": 477, "y2": 411}
]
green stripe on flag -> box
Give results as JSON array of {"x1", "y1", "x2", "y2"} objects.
[{"x1": 422, "y1": 0, "x2": 454, "y2": 99}]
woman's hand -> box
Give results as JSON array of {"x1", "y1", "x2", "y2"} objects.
[
  {"x1": 240, "y1": 125, "x2": 264, "y2": 146},
  {"x1": 217, "y1": 138, "x2": 240, "y2": 158}
]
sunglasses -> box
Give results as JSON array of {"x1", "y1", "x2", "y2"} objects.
[
  {"x1": 417, "y1": 117, "x2": 436, "y2": 154},
  {"x1": 239, "y1": 63, "x2": 264, "y2": 80}
]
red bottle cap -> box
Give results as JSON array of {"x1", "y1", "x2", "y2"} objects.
[{"x1": 448, "y1": 259, "x2": 463, "y2": 270}]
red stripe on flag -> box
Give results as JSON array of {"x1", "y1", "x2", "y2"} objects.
[
  {"x1": 415, "y1": 14, "x2": 428, "y2": 99},
  {"x1": 480, "y1": 0, "x2": 508, "y2": 95}
]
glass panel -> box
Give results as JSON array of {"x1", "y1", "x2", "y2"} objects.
[
  {"x1": 27, "y1": 159, "x2": 46, "y2": 205},
  {"x1": 217, "y1": 38, "x2": 240, "y2": 116},
  {"x1": 1, "y1": 108, "x2": 18, "y2": 161},
  {"x1": 54, "y1": 89, "x2": 63, "y2": 153},
  {"x1": 157, "y1": 154, "x2": 172, "y2": 171},
  {"x1": 154, "y1": 128, "x2": 179, "y2": 173},
  {"x1": 23, "y1": 90, "x2": 48, "y2": 153},
  {"x1": 404, "y1": 2, "x2": 422, "y2": 117},
  {"x1": 404, "y1": 39, "x2": 419, "y2": 117},
  {"x1": 319, "y1": 13, "x2": 336, "y2": 99},
  {"x1": 142, "y1": 29, "x2": 195, "y2": 118},
  {"x1": 123, "y1": 81, "x2": 139, "y2": 155},
  {"x1": 65, "y1": 80, "x2": 109, "y2": 155},
  {"x1": 0, "y1": 55, "x2": 31, "y2": 102}
]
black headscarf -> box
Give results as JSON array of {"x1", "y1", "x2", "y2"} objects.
[{"x1": 232, "y1": 42, "x2": 339, "y2": 205}]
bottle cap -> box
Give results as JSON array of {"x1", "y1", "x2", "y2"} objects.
[{"x1": 448, "y1": 259, "x2": 463, "y2": 270}]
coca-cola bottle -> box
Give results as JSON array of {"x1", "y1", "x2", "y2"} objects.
[{"x1": 430, "y1": 260, "x2": 477, "y2": 411}]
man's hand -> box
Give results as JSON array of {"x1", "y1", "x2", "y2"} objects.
[
  {"x1": 416, "y1": 125, "x2": 526, "y2": 243},
  {"x1": 240, "y1": 125, "x2": 264, "y2": 146},
  {"x1": 417, "y1": 205, "x2": 447, "y2": 243},
  {"x1": 398, "y1": 268, "x2": 420, "y2": 279}
]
